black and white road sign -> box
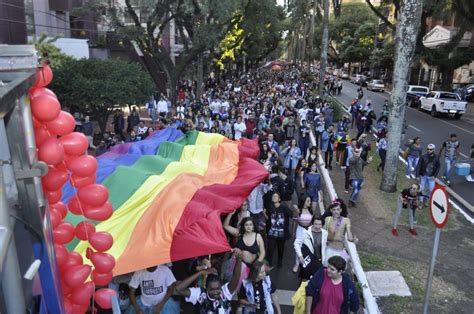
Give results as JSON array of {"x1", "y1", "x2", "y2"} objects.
[{"x1": 429, "y1": 185, "x2": 449, "y2": 229}]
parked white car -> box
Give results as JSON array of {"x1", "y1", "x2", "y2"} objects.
[
  {"x1": 419, "y1": 91, "x2": 467, "y2": 119},
  {"x1": 367, "y1": 79, "x2": 385, "y2": 92}
]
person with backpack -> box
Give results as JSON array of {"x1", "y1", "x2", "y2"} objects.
[{"x1": 439, "y1": 133, "x2": 460, "y2": 186}]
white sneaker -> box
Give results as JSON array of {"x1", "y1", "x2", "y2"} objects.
[
  {"x1": 410, "y1": 174, "x2": 416, "y2": 179},
  {"x1": 405, "y1": 175, "x2": 411, "y2": 179}
]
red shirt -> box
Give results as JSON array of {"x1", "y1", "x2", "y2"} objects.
[{"x1": 313, "y1": 269, "x2": 344, "y2": 314}]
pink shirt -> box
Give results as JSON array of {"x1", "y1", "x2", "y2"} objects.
[{"x1": 313, "y1": 269, "x2": 344, "y2": 314}]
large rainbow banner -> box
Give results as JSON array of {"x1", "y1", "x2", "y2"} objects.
[{"x1": 61, "y1": 128, "x2": 268, "y2": 275}]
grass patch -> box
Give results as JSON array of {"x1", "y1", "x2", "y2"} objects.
[{"x1": 359, "y1": 250, "x2": 468, "y2": 313}]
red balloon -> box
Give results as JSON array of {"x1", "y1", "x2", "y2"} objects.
[
  {"x1": 50, "y1": 202, "x2": 68, "y2": 219},
  {"x1": 63, "y1": 298, "x2": 73, "y2": 313},
  {"x1": 70, "y1": 174, "x2": 96, "y2": 188},
  {"x1": 84, "y1": 201, "x2": 113, "y2": 221},
  {"x1": 34, "y1": 124, "x2": 52, "y2": 147},
  {"x1": 60, "y1": 132, "x2": 88, "y2": 156},
  {"x1": 42, "y1": 166, "x2": 69, "y2": 191},
  {"x1": 45, "y1": 189, "x2": 62, "y2": 204},
  {"x1": 68, "y1": 195, "x2": 86, "y2": 216},
  {"x1": 34, "y1": 64, "x2": 53, "y2": 88},
  {"x1": 49, "y1": 208, "x2": 62, "y2": 228},
  {"x1": 38, "y1": 137, "x2": 64, "y2": 165},
  {"x1": 71, "y1": 303, "x2": 88, "y2": 314},
  {"x1": 78, "y1": 184, "x2": 108, "y2": 207},
  {"x1": 90, "y1": 252, "x2": 115, "y2": 273},
  {"x1": 89, "y1": 232, "x2": 113, "y2": 252},
  {"x1": 95, "y1": 288, "x2": 117, "y2": 309},
  {"x1": 46, "y1": 111, "x2": 76, "y2": 136},
  {"x1": 31, "y1": 94, "x2": 61, "y2": 122},
  {"x1": 70, "y1": 281, "x2": 95, "y2": 305},
  {"x1": 64, "y1": 265, "x2": 91, "y2": 288},
  {"x1": 68, "y1": 155, "x2": 98, "y2": 177},
  {"x1": 74, "y1": 221, "x2": 96, "y2": 241},
  {"x1": 69, "y1": 251, "x2": 84, "y2": 265},
  {"x1": 92, "y1": 270, "x2": 113, "y2": 286},
  {"x1": 32, "y1": 116, "x2": 43, "y2": 129},
  {"x1": 53, "y1": 222, "x2": 75, "y2": 245},
  {"x1": 54, "y1": 244, "x2": 69, "y2": 267},
  {"x1": 29, "y1": 87, "x2": 57, "y2": 100}
]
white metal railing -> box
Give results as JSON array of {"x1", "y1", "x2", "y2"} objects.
[{"x1": 309, "y1": 130, "x2": 380, "y2": 314}]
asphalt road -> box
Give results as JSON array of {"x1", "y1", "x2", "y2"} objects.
[{"x1": 335, "y1": 80, "x2": 474, "y2": 208}]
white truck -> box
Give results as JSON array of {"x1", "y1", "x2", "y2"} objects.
[{"x1": 418, "y1": 91, "x2": 467, "y2": 119}]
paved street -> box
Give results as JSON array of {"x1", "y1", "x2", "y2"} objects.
[{"x1": 335, "y1": 81, "x2": 474, "y2": 208}]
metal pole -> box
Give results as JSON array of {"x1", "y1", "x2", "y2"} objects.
[
  {"x1": 423, "y1": 228, "x2": 441, "y2": 314},
  {"x1": 0, "y1": 121, "x2": 27, "y2": 313}
]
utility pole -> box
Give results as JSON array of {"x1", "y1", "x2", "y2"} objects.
[{"x1": 318, "y1": 0, "x2": 329, "y2": 95}]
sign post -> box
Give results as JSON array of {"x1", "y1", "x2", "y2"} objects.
[{"x1": 422, "y1": 185, "x2": 449, "y2": 314}]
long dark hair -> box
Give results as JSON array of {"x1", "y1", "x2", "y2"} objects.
[
  {"x1": 238, "y1": 217, "x2": 255, "y2": 235},
  {"x1": 298, "y1": 195, "x2": 314, "y2": 216}
]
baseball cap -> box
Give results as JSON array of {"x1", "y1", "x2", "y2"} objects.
[{"x1": 427, "y1": 144, "x2": 436, "y2": 149}]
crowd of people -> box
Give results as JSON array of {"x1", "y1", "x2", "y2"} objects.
[
  {"x1": 88, "y1": 66, "x2": 363, "y2": 314},
  {"x1": 82, "y1": 64, "x2": 472, "y2": 314}
]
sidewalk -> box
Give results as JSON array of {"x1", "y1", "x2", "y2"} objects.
[{"x1": 327, "y1": 145, "x2": 474, "y2": 312}]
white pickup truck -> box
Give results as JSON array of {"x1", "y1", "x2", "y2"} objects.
[{"x1": 419, "y1": 91, "x2": 467, "y2": 119}]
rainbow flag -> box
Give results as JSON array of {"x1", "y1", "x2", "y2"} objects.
[{"x1": 62, "y1": 128, "x2": 267, "y2": 275}]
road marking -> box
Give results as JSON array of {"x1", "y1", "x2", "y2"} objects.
[
  {"x1": 449, "y1": 199, "x2": 474, "y2": 224},
  {"x1": 408, "y1": 124, "x2": 421, "y2": 132}
]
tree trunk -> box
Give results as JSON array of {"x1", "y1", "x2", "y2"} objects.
[
  {"x1": 95, "y1": 110, "x2": 110, "y2": 134},
  {"x1": 318, "y1": 0, "x2": 329, "y2": 95},
  {"x1": 197, "y1": 53, "x2": 204, "y2": 98},
  {"x1": 380, "y1": 0, "x2": 423, "y2": 192},
  {"x1": 439, "y1": 64, "x2": 454, "y2": 91}
]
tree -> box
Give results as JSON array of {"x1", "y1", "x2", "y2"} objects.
[
  {"x1": 50, "y1": 59, "x2": 154, "y2": 133},
  {"x1": 318, "y1": 0, "x2": 329, "y2": 95},
  {"x1": 30, "y1": 33, "x2": 74, "y2": 69},
  {"x1": 366, "y1": 0, "x2": 474, "y2": 90},
  {"x1": 380, "y1": 0, "x2": 423, "y2": 192},
  {"x1": 339, "y1": 22, "x2": 377, "y2": 66}
]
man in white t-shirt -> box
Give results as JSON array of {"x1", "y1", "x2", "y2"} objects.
[
  {"x1": 298, "y1": 103, "x2": 310, "y2": 124},
  {"x1": 129, "y1": 265, "x2": 177, "y2": 313},
  {"x1": 210, "y1": 98, "x2": 222, "y2": 114},
  {"x1": 157, "y1": 95, "x2": 169, "y2": 118},
  {"x1": 233, "y1": 116, "x2": 247, "y2": 140}
]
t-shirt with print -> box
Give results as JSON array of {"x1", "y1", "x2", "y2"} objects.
[
  {"x1": 268, "y1": 205, "x2": 291, "y2": 239},
  {"x1": 129, "y1": 265, "x2": 176, "y2": 307},
  {"x1": 186, "y1": 283, "x2": 234, "y2": 314}
]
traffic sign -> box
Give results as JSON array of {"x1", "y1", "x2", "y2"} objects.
[{"x1": 429, "y1": 185, "x2": 449, "y2": 229}]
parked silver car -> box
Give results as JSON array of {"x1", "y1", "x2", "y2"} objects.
[{"x1": 367, "y1": 79, "x2": 385, "y2": 92}]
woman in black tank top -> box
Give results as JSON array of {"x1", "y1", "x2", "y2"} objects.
[{"x1": 224, "y1": 214, "x2": 265, "y2": 265}]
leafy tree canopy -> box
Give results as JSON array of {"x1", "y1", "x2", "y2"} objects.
[{"x1": 50, "y1": 58, "x2": 154, "y2": 132}]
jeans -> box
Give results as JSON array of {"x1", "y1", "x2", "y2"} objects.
[
  {"x1": 419, "y1": 175, "x2": 435, "y2": 203},
  {"x1": 443, "y1": 156, "x2": 456, "y2": 180},
  {"x1": 349, "y1": 179, "x2": 363, "y2": 202},
  {"x1": 406, "y1": 156, "x2": 419, "y2": 176},
  {"x1": 393, "y1": 199, "x2": 415, "y2": 229}
]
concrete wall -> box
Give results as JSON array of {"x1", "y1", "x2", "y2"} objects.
[{"x1": 32, "y1": 0, "x2": 71, "y2": 38}]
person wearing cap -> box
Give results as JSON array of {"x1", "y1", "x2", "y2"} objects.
[
  {"x1": 438, "y1": 133, "x2": 460, "y2": 186},
  {"x1": 416, "y1": 144, "x2": 441, "y2": 207}
]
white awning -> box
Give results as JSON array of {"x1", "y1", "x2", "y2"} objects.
[{"x1": 422, "y1": 25, "x2": 472, "y2": 49}]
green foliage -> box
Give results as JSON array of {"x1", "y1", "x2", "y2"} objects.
[
  {"x1": 339, "y1": 21, "x2": 377, "y2": 64},
  {"x1": 50, "y1": 58, "x2": 154, "y2": 131},
  {"x1": 29, "y1": 33, "x2": 74, "y2": 69},
  {"x1": 370, "y1": 40, "x2": 395, "y2": 70}
]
